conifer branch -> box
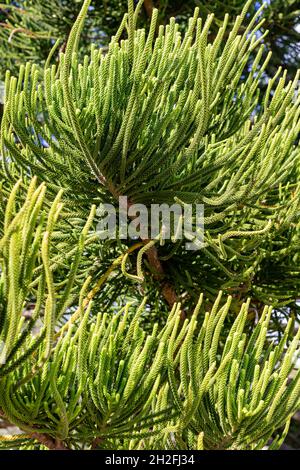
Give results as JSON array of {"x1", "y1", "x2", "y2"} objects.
[
  {"x1": 143, "y1": 0, "x2": 154, "y2": 18},
  {"x1": 29, "y1": 433, "x2": 69, "y2": 450},
  {"x1": 0, "y1": 0, "x2": 299, "y2": 451}
]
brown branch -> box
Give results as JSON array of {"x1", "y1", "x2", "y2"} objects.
[
  {"x1": 145, "y1": 244, "x2": 185, "y2": 319},
  {"x1": 59, "y1": 41, "x2": 67, "y2": 55},
  {"x1": 121, "y1": 194, "x2": 182, "y2": 315},
  {"x1": 145, "y1": 244, "x2": 177, "y2": 303},
  {"x1": 29, "y1": 433, "x2": 69, "y2": 450},
  {"x1": 91, "y1": 437, "x2": 103, "y2": 449}
]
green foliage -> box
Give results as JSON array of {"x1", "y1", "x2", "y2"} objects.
[{"x1": 1, "y1": 0, "x2": 299, "y2": 312}]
